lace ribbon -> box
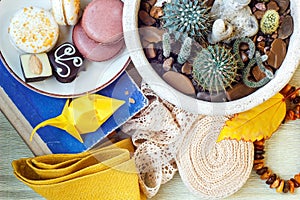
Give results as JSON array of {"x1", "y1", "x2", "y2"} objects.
[{"x1": 122, "y1": 83, "x2": 254, "y2": 198}]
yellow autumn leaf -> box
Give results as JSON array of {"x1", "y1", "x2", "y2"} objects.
[{"x1": 217, "y1": 93, "x2": 286, "y2": 142}]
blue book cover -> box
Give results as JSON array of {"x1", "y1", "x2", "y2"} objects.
[{"x1": 0, "y1": 60, "x2": 148, "y2": 154}]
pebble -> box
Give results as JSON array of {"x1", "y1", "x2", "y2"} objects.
[
  {"x1": 139, "y1": 26, "x2": 164, "y2": 43},
  {"x1": 197, "y1": 91, "x2": 227, "y2": 102},
  {"x1": 255, "y1": 3, "x2": 266, "y2": 11},
  {"x1": 274, "y1": 0, "x2": 290, "y2": 14},
  {"x1": 278, "y1": 15, "x2": 293, "y2": 39},
  {"x1": 139, "y1": 10, "x2": 156, "y2": 26},
  {"x1": 257, "y1": 41, "x2": 266, "y2": 52},
  {"x1": 267, "y1": 1, "x2": 280, "y2": 11},
  {"x1": 181, "y1": 62, "x2": 192, "y2": 75},
  {"x1": 254, "y1": 10, "x2": 265, "y2": 19},
  {"x1": 145, "y1": 43, "x2": 157, "y2": 59},
  {"x1": 150, "y1": 6, "x2": 163, "y2": 19},
  {"x1": 140, "y1": 2, "x2": 151, "y2": 13},
  {"x1": 226, "y1": 83, "x2": 257, "y2": 101},
  {"x1": 241, "y1": 51, "x2": 249, "y2": 62},
  {"x1": 146, "y1": 0, "x2": 157, "y2": 7},
  {"x1": 257, "y1": 35, "x2": 265, "y2": 42},
  {"x1": 239, "y1": 43, "x2": 249, "y2": 51},
  {"x1": 252, "y1": 65, "x2": 273, "y2": 81},
  {"x1": 267, "y1": 38, "x2": 286, "y2": 69},
  {"x1": 162, "y1": 57, "x2": 174, "y2": 71},
  {"x1": 162, "y1": 71, "x2": 196, "y2": 96}
]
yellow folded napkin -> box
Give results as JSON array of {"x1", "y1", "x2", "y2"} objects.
[{"x1": 12, "y1": 138, "x2": 146, "y2": 200}]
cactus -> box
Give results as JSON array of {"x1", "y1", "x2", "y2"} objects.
[
  {"x1": 260, "y1": 10, "x2": 280, "y2": 34},
  {"x1": 162, "y1": 0, "x2": 213, "y2": 41},
  {"x1": 177, "y1": 36, "x2": 192, "y2": 64},
  {"x1": 162, "y1": 32, "x2": 171, "y2": 58},
  {"x1": 192, "y1": 45, "x2": 238, "y2": 93}
]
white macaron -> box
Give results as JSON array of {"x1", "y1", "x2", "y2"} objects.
[
  {"x1": 8, "y1": 6, "x2": 59, "y2": 53},
  {"x1": 51, "y1": 0, "x2": 81, "y2": 25}
]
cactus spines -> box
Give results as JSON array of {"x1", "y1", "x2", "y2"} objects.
[
  {"x1": 177, "y1": 36, "x2": 192, "y2": 64},
  {"x1": 162, "y1": 0, "x2": 213, "y2": 41},
  {"x1": 192, "y1": 45, "x2": 238, "y2": 93},
  {"x1": 260, "y1": 10, "x2": 280, "y2": 34},
  {"x1": 162, "y1": 32, "x2": 171, "y2": 58}
]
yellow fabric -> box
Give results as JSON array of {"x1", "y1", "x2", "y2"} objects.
[
  {"x1": 12, "y1": 138, "x2": 146, "y2": 200},
  {"x1": 30, "y1": 94, "x2": 125, "y2": 143}
]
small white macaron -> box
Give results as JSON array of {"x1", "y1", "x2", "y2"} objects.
[
  {"x1": 8, "y1": 6, "x2": 59, "y2": 53},
  {"x1": 51, "y1": 0, "x2": 81, "y2": 25}
]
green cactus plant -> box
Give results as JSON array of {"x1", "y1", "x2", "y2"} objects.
[
  {"x1": 162, "y1": 0, "x2": 213, "y2": 41},
  {"x1": 260, "y1": 10, "x2": 280, "y2": 34},
  {"x1": 192, "y1": 45, "x2": 238, "y2": 93},
  {"x1": 177, "y1": 36, "x2": 192, "y2": 64},
  {"x1": 162, "y1": 32, "x2": 171, "y2": 58}
]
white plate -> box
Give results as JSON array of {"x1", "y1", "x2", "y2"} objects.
[{"x1": 0, "y1": 0, "x2": 130, "y2": 98}]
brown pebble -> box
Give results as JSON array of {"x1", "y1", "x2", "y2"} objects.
[
  {"x1": 162, "y1": 57, "x2": 174, "y2": 71},
  {"x1": 225, "y1": 83, "x2": 257, "y2": 101},
  {"x1": 241, "y1": 51, "x2": 249, "y2": 62},
  {"x1": 283, "y1": 180, "x2": 290, "y2": 193},
  {"x1": 256, "y1": 167, "x2": 268, "y2": 175},
  {"x1": 271, "y1": 32, "x2": 278, "y2": 39},
  {"x1": 181, "y1": 62, "x2": 192, "y2": 75},
  {"x1": 267, "y1": 1, "x2": 280, "y2": 11},
  {"x1": 288, "y1": 180, "x2": 295, "y2": 193},
  {"x1": 276, "y1": 180, "x2": 284, "y2": 193},
  {"x1": 257, "y1": 41, "x2": 266, "y2": 53},
  {"x1": 145, "y1": 43, "x2": 157, "y2": 59},
  {"x1": 254, "y1": 10, "x2": 265, "y2": 19},
  {"x1": 270, "y1": 178, "x2": 281, "y2": 188},
  {"x1": 255, "y1": 3, "x2": 266, "y2": 11},
  {"x1": 239, "y1": 43, "x2": 249, "y2": 51},
  {"x1": 146, "y1": 0, "x2": 157, "y2": 6},
  {"x1": 140, "y1": 2, "x2": 151, "y2": 13},
  {"x1": 267, "y1": 38, "x2": 287, "y2": 69},
  {"x1": 274, "y1": 0, "x2": 290, "y2": 14},
  {"x1": 139, "y1": 26, "x2": 165, "y2": 43},
  {"x1": 252, "y1": 65, "x2": 273, "y2": 82},
  {"x1": 139, "y1": 10, "x2": 156, "y2": 26},
  {"x1": 257, "y1": 36, "x2": 265, "y2": 42},
  {"x1": 150, "y1": 6, "x2": 164, "y2": 19},
  {"x1": 162, "y1": 71, "x2": 196, "y2": 96},
  {"x1": 278, "y1": 15, "x2": 293, "y2": 40},
  {"x1": 266, "y1": 174, "x2": 277, "y2": 185}
]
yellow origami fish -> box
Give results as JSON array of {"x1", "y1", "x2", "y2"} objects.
[{"x1": 30, "y1": 94, "x2": 125, "y2": 143}]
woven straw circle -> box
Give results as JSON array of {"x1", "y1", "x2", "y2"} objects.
[{"x1": 176, "y1": 116, "x2": 254, "y2": 199}]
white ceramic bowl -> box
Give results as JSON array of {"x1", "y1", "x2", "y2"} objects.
[{"x1": 123, "y1": 0, "x2": 300, "y2": 115}]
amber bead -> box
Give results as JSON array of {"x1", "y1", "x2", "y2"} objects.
[
  {"x1": 270, "y1": 178, "x2": 281, "y2": 188},
  {"x1": 254, "y1": 159, "x2": 264, "y2": 164},
  {"x1": 288, "y1": 180, "x2": 295, "y2": 193},
  {"x1": 283, "y1": 181, "x2": 290, "y2": 193},
  {"x1": 254, "y1": 140, "x2": 265, "y2": 146},
  {"x1": 261, "y1": 170, "x2": 272, "y2": 180},
  {"x1": 254, "y1": 145, "x2": 264, "y2": 151},
  {"x1": 266, "y1": 174, "x2": 277, "y2": 185},
  {"x1": 294, "y1": 174, "x2": 300, "y2": 184},
  {"x1": 254, "y1": 154, "x2": 264, "y2": 160},
  {"x1": 256, "y1": 167, "x2": 268, "y2": 175},
  {"x1": 276, "y1": 180, "x2": 284, "y2": 193},
  {"x1": 290, "y1": 178, "x2": 300, "y2": 188},
  {"x1": 280, "y1": 84, "x2": 292, "y2": 96},
  {"x1": 254, "y1": 163, "x2": 264, "y2": 170},
  {"x1": 254, "y1": 150, "x2": 265, "y2": 155}
]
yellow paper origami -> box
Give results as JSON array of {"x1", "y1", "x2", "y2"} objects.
[{"x1": 30, "y1": 94, "x2": 125, "y2": 143}]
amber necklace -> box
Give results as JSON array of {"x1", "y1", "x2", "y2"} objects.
[{"x1": 253, "y1": 84, "x2": 300, "y2": 193}]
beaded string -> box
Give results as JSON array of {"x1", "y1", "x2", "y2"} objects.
[{"x1": 253, "y1": 84, "x2": 300, "y2": 193}]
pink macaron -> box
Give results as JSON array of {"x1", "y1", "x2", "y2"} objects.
[
  {"x1": 82, "y1": 0, "x2": 123, "y2": 44},
  {"x1": 72, "y1": 21, "x2": 125, "y2": 62}
]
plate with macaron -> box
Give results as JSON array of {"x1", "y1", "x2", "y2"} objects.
[{"x1": 0, "y1": 0, "x2": 130, "y2": 98}]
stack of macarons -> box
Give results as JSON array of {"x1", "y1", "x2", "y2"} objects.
[{"x1": 73, "y1": 0, "x2": 125, "y2": 62}]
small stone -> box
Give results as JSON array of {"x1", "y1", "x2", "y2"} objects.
[
  {"x1": 145, "y1": 43, "x2": 157, "y2": 59},
  {"x1": 150, "y1": 6, "x2": 163, "y2": 19},
  {"x1": 267, "y1": 38, "x2": 286, "y2": 69},
  {"x1": 241, "y1": 51, "x2": 249, "y2": 62},
  {"x1": 226, "y1": 83, "x2": 257, "y2": 101},
  {"x1": 239, "y1": 43, "x2": 249, "y2": 51},
  {"x1": 278, "y1": 15, "x2": 293, "y2": 39},
  {"x1": 210, "y1": 92, "x2": 227, "y2": 102},
  {"x1": 162, "y1": 71, "x2": 196, "y2": 96},
  {"x1": 140, "y1": 2, "x2": 151, "y2": 13},
  {"x1": 252, "y1": 65, "x2": 273, "y2": 82},
  {"x1": 139, "y1": 10, "x2": 156, "y2": 26},
  {"x1": 255, "y1": 3, "x2": 267, "y2": 11},
  {"x1": 254, "y1": 10, "x2": 265, "y2": 19},
  {"x1": 162, "y1": 57, "x2": 174, "y2": 71},
  {"x1": 181, "y1": 62, "x2": 192, "y2": 75},
  {"x1": 274, "y1": 0, "x2": 290, "y2": 14},
  {"x1": 257, "y1": 35, "x2": 265, "y2": 42},
  {"x1": 197, "y1": 92, "x2": 211, "y2": 101},
  {"x1": 139, "y1": 26, "x2": 164, "y2": 43},
  {"x1": 146, "y1": 0, "x2": 157, "y2": 7},
  {"x1": 257, "y1": 41, "x2": 266, "y2": 53},
  {"x1": 267, "y1": 1, "x2": 280, "y2": 11},
  {"x1": 271, "y1": 32, "x2": 278, "y2": 39}
]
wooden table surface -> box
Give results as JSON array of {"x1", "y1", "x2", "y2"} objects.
[{"x1": 1, "y1": 66, "x2": 300, "y2": 199}]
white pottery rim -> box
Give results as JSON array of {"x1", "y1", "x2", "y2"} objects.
[{"x1": 123, "y1": 0, "x2": 300, "y2": 115}]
